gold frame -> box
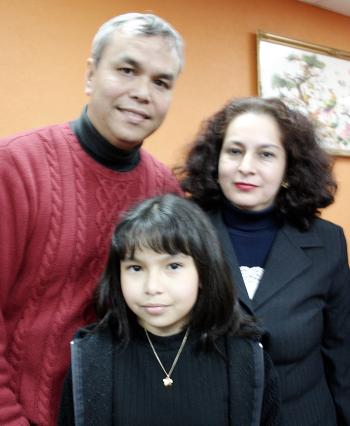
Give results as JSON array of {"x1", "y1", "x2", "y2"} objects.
[{"x1": 257, "y1": 31, "x2": 350, "y2": 156}]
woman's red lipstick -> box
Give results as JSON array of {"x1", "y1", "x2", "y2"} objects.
[{"x1": 234, "y1": 182, "x2": 257, "y2": 191}]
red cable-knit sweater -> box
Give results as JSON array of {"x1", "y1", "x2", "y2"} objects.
[{"x1": 0, "y1": 123, "x2": 181, "y2": 426}]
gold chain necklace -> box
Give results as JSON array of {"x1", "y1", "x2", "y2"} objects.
[{"x1": 144, "y1": 327, "x2": 190, "y2": 387}]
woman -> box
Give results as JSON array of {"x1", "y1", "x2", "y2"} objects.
[
  {"x1": 179, "y1": 97, "x2": 350, "y2": 426},
  {"x1": 59, "y1": 194, "x2": 280, "y2": 425}
]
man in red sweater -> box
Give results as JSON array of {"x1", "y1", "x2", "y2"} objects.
[{"x1": 0, "y1": 13, "x2": 183, "y2": 426}]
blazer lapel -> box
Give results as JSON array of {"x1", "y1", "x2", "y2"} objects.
[
  {"x1": 209, "y1": 211, "x2": 324, "y2": 314},
  {"x1": 208, "y1": 211, "x2": 253, "y2": 314},
  {"x1": 252, "y1": 223, "x2": 322, "y2": 310}
]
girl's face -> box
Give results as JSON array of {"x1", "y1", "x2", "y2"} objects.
[
  {"x1": 121, "y1": 246, "x2": 199, "y2": 336},
  {"x1": 218, "y1": 112, "x2": 287, "y2": 211}
]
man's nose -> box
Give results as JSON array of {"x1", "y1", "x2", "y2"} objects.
[{"x1": 129, "y1": 76, "x2": 151, "y2": 103}]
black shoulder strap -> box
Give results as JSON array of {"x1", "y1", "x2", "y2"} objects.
[
  {"x1": 226, "y1": 336, "x2": 264, "y2": 426},
  {"x1": 71, "y1": 328, "x2": 115, "y2": 425}
]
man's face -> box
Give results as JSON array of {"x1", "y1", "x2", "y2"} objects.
[{"x1": 85, "y1": 30, "x2": 180, "y2": 150}]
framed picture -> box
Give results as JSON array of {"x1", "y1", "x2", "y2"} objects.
[{"x1": 257, "y1": 31, "x2": 350, "y2": 156}]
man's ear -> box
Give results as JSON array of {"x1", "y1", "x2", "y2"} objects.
[{"x1": 85, "y1": 58, "x2": 96, "y2": 96}]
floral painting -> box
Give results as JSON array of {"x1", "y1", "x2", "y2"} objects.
[{"x1": 257, "y1": 32, "x2": 350, "y2": 156}]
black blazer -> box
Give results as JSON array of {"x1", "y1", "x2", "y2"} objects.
[{"x1": 209, "y1": 211, "x2": 350, "y2": 426}]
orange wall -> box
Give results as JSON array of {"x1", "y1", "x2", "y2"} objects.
[{"x1": 1, "y1": 0, "x2": 350, "y2": 251}]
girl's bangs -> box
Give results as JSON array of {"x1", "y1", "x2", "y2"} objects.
[{"x1": 114, "y1": 218, "x2": 192, "y2": 260}]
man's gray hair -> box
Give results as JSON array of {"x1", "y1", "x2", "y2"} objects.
[{"x1": 91, "y1": 13, "x2": 184, "y2": 72}]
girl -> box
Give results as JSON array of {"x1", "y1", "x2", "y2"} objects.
[{"x1": 59, "y1": 194, "x2": 280, "y2": 425}]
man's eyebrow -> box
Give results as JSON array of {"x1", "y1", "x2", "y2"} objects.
[
  {"x1": 118, "y1": 56, "x2": 175, "y2": 81},
  {"x1": 156, "y1": 73, "x2": 175, "y2": 81},
  {"x1": 118, "y1": 56, "x2": 139, "y2": 68}
]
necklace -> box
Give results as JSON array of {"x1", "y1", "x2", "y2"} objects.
[{"x1": 144, "y1": 327, "x2": 190, "y2": 387}]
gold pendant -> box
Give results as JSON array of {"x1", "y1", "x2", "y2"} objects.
[{"x1": 163, "y1": 377, "x2": 173, "y2": 387}]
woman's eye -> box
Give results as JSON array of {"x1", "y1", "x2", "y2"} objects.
[
  {"x1": 260, "y1": 151, "x2": 275, "y2": 159},
  {"x1": 228, "y1": 148, "x2": 242, "y2": 155}
]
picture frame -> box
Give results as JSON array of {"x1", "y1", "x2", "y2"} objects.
[{"x1": 257, "y1": 31, "x2": 350, "y2": 156}]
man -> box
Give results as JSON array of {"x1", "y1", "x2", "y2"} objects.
[{"x1": 0, "y1": 13, "x2": 183, "y2": 425}]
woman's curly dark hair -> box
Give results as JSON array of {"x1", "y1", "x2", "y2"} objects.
[{"x1": 177, "y1": 97, "x2": 337, "y2": 230}]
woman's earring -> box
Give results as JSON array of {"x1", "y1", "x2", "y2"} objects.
[{"x1": 281, "y1": 180, "x2": 289, "y2": 189}]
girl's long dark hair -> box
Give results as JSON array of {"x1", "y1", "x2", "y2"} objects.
[{"x1": 95, "y1": 194, "x2": 258, "y2": 347}]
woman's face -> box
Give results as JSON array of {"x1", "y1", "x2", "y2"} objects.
[{"x1": 218, "y1": 112, "x2": 287, "y2": 211}]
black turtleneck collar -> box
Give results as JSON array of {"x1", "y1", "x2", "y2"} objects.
[
  {"x1": 222, "y1": 199, "x2": 280, "y2": 231},
  {"x1": 70, "y1": 107, "x2": 141, "y2": 172},
  {"x1": 222, "y1": 200, "x2": 281, "y2": 268}
]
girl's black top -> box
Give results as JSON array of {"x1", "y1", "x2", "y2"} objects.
[
  {"x1": 58, "y1": 322, "x2": 281, "y2": 425},
  {"x1": 113, "y1": 324, "x2": 229, "y2": 426}
]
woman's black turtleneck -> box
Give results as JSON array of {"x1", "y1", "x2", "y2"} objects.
[
  {"x1": 222, "y1": 200, "x2": 280, "y2": 268},
  {"x1": 70, "y1": 107, "x2": 140, "y2": 172}
]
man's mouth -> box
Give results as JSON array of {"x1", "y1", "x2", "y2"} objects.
[{"x1": 117, "y1": 107, "x2": 151, "y2": 121}]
